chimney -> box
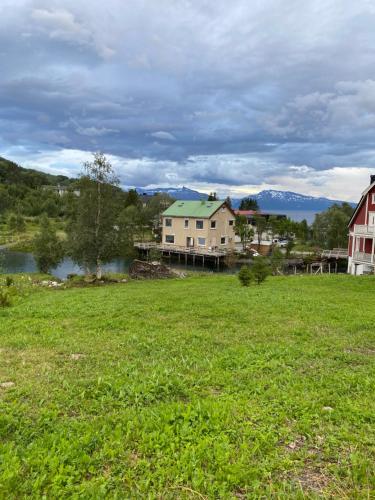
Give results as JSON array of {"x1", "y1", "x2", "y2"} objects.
[{"x1": 371, "y1": 175, "x2": 375, "y2": 185}]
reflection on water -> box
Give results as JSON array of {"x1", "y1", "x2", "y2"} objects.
[
  {"x1": 0, "y1": 249, "x2": 133, "y2": 280},
  {"x1": 0, "y1": 249, "x2": 238, "y2": 279}
]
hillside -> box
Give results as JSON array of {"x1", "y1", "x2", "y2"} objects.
[
  {"x1": 0, "y1": 156, "x2": 73, "y2": 188},
  {"x1": 0, "y1": 273, "x2": 374, "y2": 497}
]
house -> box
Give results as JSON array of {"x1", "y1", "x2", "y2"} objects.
[
  {"x1": 233, "y1": 209, "x2": 287, "y2": 254},
  {"x1": 347, "y1": 175, "x2": 375, "y2": 275},
  {"x1": 161, "y1": 200, "x2": 236, "y2": 250}
]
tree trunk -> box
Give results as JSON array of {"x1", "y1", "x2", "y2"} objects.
[{"x1": 96, "y1": 259, "x2": 102, "y2": 279}]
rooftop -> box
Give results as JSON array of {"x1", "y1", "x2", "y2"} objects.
[{"x1": 162, "y1": 200, "x2": 224, "y2": 218}]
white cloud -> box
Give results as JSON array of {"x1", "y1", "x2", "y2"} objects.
[{"x1": 150, "y1": 131, "x2": 176, "y2": 141}]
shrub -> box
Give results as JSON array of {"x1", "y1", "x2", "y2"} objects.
[
  {"x1": 251, "y1": 256, "x2": 271, "y2": 285},
  {"x1": 238, "y1": 265, "x2": 252, "y2": 287},
  {"x1": 5, "y1": 276, "x2": 14, "y2": 287},
  {"x1": 0, "y1": 287, "x2": 11, "y2": 307}
]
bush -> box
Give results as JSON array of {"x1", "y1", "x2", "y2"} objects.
[
  {"x1": 238, "y1": 265, "x2": 252, "y2": 287},
  {"x1": 252, "y1": 256, "x2": 271, "y2": 285},
  {"x1": 0, "y1": 287, "x2": 11, "y2": 307},
  {"x1": 5, "y1": 276, "x2": 14, "y2": 287}
]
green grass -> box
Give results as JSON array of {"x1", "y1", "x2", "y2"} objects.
[
  {"x1": 0, "y1": 217, "x2": 66, "y2": 252},
  {"x1": 0, "y1": 274, "x2": 374, "y2": 498}
]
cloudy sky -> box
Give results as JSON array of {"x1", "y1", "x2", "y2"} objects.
[{"x1": 1, "y1": 0, "x2": 375, "y2": 200}]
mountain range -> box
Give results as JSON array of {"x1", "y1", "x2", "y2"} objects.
[{"x1": 136, "y1": 186, "x2": 355, "y2": 212}]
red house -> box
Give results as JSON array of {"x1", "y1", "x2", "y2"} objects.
[{"x1": 348, "y1": 175, "x2": 375, "y2": 275}]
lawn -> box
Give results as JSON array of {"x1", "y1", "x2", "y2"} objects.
[{"x1": 0, "y1": 274, "x2": 374, "y2": 498}]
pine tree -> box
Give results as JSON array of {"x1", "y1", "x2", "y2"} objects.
[
  {"x1": 251, "y1": 256, "x2": 270, "y2": 285},
  {"x1": 238, "y1": 265, "x2": 252, "y2": 286}
]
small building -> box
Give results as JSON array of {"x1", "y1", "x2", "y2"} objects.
[
  {"x1": 233, "y1": 209, "x2": 287, "y2": 252},
  {"x1": 348, "y1": 175, "x2": 375, "y2": 275},
  {"x1": 162, "y1": 200, "x2": 236, "y2": 250}
]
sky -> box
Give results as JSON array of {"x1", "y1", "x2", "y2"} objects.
[{"x1": 1, "y1": 0, "x2": 375, "y2": 201}]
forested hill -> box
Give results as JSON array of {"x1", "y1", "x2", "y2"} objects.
[
  {"x1": 0, "y1": 156, "x2": 74, "y2": 188},
  {"x1": 0, "y1": 157, "x2": 76, "y2": 217}
]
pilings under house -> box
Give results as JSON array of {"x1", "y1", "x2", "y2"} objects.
[{"x1": 134, "y1": 242, "x2": 229, "y2": 269}]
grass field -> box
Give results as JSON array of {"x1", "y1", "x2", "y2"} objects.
[{"x1": 0, "y1": 274, "x2": 374, "y2": 498}]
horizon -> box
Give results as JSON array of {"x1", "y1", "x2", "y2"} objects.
[{"x1": 2, "y1": 2, "x2": 375, "y2": 201}]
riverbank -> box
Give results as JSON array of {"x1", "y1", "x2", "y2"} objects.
[{"x1": 0, "y1": 273, "x2": 374, "y2": 497}]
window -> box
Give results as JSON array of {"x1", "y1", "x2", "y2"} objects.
[
  {"x1": 165, "y1": 218, "x2": 172, "y2": 227},
  {"x1": 184, "y1": 219, "x2": 189, "y2": 228},
  {"x1": 165, "y1": 235, "x2": 174, "y2": 244},
  {"x1": 198, "y1": 237, "x2": 206, "y2": 246},
  {"x1": 196, "y1": 220, "x2": 204, "y2": 229},
  {"x1": 220, "y1": 236, "x2": 226, "y2": 245},
  {"x1": 210, "y1": 220, "x2": 216, "y2": 229},
  {"x1": 372, "y1": 194, "x2": 375, "y2": 204},
  {"x1": 229, "y1": 220, "x2": 234, "y2": 226}
]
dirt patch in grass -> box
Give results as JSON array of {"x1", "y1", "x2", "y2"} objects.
[
  {"x1": 295, "y1": 465, "x2": 330, "y2": 493},
  {"x1": 345, "y1": 348, "x2": 375, "y2": 355}
]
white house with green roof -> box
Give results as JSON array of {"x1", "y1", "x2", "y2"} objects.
[{"x1": 161, "y1": 200, "x2": 236, "y2": 250}]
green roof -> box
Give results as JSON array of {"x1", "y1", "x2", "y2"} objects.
[{"x1": 162, "y1": 200, "x2": 224, "y2": 218}]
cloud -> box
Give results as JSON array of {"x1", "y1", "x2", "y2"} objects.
[
  {"x1": 150, "y1": 131, "x2": 176, "y2": 141},
  {"x1": 1, "y1": 0, "x2": 375, "y2": 198}
]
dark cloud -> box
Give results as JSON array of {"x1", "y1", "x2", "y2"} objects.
[{"x1": 1, "y1": 0, "x2": 375, "y2": 199}]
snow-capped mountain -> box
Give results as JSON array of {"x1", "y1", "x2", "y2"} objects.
[
  {"x1": 136, "y1": 186, "x2": 207, "y2": 200},
  {"x1": 244, "y1": 190, "x2": 355, "y2": 211},
  {"x1": 135, "y1": 186, "x2": 355, "y2": 211}
]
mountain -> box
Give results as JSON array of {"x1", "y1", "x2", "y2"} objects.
[
  {"x1": 136, "y1": 185, "x2": 355, "y2": 212},
  {"x1": 136, "y1": 186, "x2": 208, "y2": 200},
  {"x1": 233, "y1": 190, "x2": 356, "y2": 211}
]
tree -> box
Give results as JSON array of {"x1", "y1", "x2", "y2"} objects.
[
  {"x1": 295, "y1": 219, "x2": 310, "y2": 242},
  {"x1": 66, "y1": 152, "x2": 121, "y2": 279},
  {"x1": 33, "y1": 215, "x2": 63, "y2": 273},
  {"x1": 124, "y1": 189, "x2": 140, "y2": 208},
  {"x1": 312, "y1": 203, "x2": 354, "y2": 249},
  {"x1": 238, "y1": 265, "x2": 252, "y2": 286},
  {"x1": 8, "y1": 213, "x2": 25, "y2": 233},
  {"x1": 254, "y1": 215, "x2": 268, "y2": 250},
  {"x1": 208, "y1": 192, "x2": 218, "y2": 201},
  {"x1": 225, "y1": 196, "x2": 232, "y2": 209},
  {"x1": 251, "y1": 256, "x2": 270, "y2": 285},
  {"x1": 117, "y1": 205, "x2": 140, "y2": 258},
  {"x1": 270, "y1": 247, "x2": 285, "y2": 275},
  {"x1": 239, "y1": 197, "x2": 259, "y2": 211},
  {"x1": 234, "y1": 215, "x2": 254, "y2": 252}
]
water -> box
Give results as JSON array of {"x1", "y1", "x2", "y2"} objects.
[
  {"x1": 265, "y1": 209, "x2": 317, "y2": 224},
  {"x1": 0, "y1": 249, "x2": 133, "y2": 280},
  {"x1": 0, "y1": 249, "x2": 238, "y2": 279}
]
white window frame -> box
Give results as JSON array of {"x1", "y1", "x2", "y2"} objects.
[
  {"x1": 198, "y1": 237, "x2": 206, "y2": 246},
  {"x1": 165, "y1": 234, "x2": 175, "y2": 244},
  {"x1": 184, "y1": 219, "x2": 189, "y2": 229},
  {"x1": 372, "y1": 193, "x2": 375, "y2": 204},
  {"x1": 220, "y1": 236, "x2": 227, "y2": 245},
  {"x1": 196, "y1": 219, "x2": 204, "y2": 230},
  {"x1": 165, "y1": 218, "x2": 172, "y2": 227},
  {"x1": 210, "y1": 220, "x2": 216, "y2": 229}
]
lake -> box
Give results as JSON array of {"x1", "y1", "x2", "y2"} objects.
[
  {"x1": 0, "y1": 249, "x2": 235, "y2": 279},
  {"x1": 0, "y1": 249, "x2": 134, "y2": 280}
]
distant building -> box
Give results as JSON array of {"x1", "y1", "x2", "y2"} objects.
[
  {"x1": 161, "y1": 200, "x2": 236, "y2": 250},
  {"x1": 347, "y1": 175, "x2": 375, "y2": 275},
  {"x1": 233, "y1": 210, "x2": 287, "y2": 253},
  {"x1": 42, "y1": 185, "x2": 80, "y2": 196}
]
